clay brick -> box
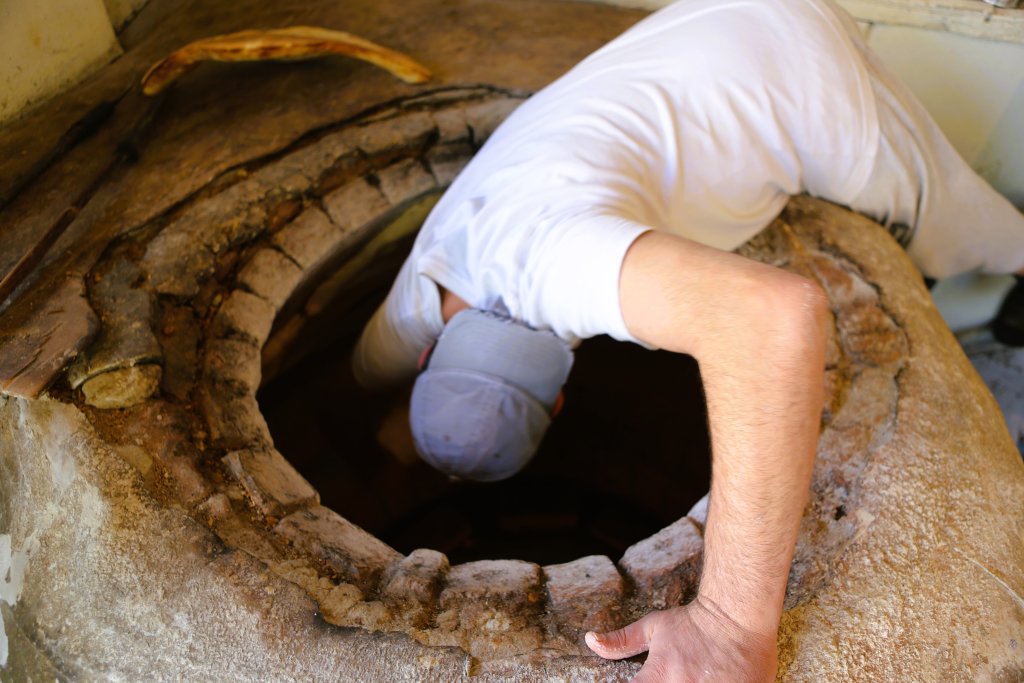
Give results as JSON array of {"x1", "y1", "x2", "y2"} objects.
[
  {"x1": 144, "y1": 181, "x2": 273, "y2": 297},
  {"x1": 425, "y1": 142, "x2": 473, "y2": 186},
  {"x1": 435, "y1": 559, "x2": 544, "y2": 658},
  {"x1": 462, "y1": 97, "x2": 522, "y2": 142},
  {"x1": 223, "y1": 447, "x2": 319, "y2": 520},
  {"x1": 199, "y1": 379, "x2": 272, "y2": 450},
  {"x1": 210, "y1": 498, "x2": 285, "y2": 563},
  {"x1": 439, "y1": 560, "x2": 542, "y2": 613},
  {"x1": 263, "y1": 131, "x2": 360, "y2": 195},
  {"x1": 376, "y1": 159, "x2": 436, "y2": 206},
  {"x1": 543, "y1": 555, "x2": 625, "y2": 635},
  {"x1": 144, "y1": 228, "x2": 215, "y2": 298},
  {"x1": 383, "y1": 548, "x2": 449, "y2": 605},
  {"x1": 210, "y1": 290, "x2": 276, "y2": 348},
  {"x1": 619, "y1": 517, "x2": 703, "y2": 610},
  {"x1": 247, "y1": 147, "x2": 321, "y2": 196},
  {"x1": 315, "y1": 581, "x2": 364, "y2": 624},
  {"x1": 275, "y1": 506, "x2": 401, "y2": 591},
  {"x1": 272, "y1": 206, "x2": 343, "y2": 271},
  {"x1": 430, "y1": 107, "x2": 471, "y2": 143},
  {"x1": 302, "y1": 190, "x2": 438, "y2": 320},
  {"x1": 437, "y1": 561, "x2": 542, "y2": 625},
  {"x1": 344, "y1": 111, "x2": 436, "y2": 155},
  {"x1": 203, "y1": 337, "x2": 262, "y2": 394},
  {"x1": 236, "y1": 247, "x2": 304, "y2": 310},
  {"x1": 381, "y1": 549, "x2": 450, "y2": 627},
  {"x1": 322, "y1": 177, "x2": 390, "y2": 233},
  {"x1": 260, "y1": 314, "x2": 307, "y2": 385}
]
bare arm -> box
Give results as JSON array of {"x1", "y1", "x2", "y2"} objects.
[
  {"x1": 369, "y1": 288, "x2": 470, "y2": 464},
  {"x1": 588, "y1": 231, "x2": 828, "y2": 681}
]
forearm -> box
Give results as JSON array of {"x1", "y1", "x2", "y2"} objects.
[
  {"x1": 352, "y1": 303, "x2": 422, "y2": 390},
  {"x1": 352, "y1": 263, "x2": 445, "y2": 391},
  {"x1": 696, "y1": 302, "x2": 825, "y2": 635},
  {"x1": 619, "y1": 231, "x2": 828, "y2": 636}
]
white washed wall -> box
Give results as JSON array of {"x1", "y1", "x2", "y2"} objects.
[
  {"x1": 865, "y1": 25, "x2": 1024, "y2": 206},
  {"x1": 0, "y1": 0, "x2": 121, "y2": 126},
  {"x1": 864, "y1": 22, "x2": 1023, "y2": 328}
]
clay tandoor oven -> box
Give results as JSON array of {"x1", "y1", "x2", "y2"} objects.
[{"x1": 0, "y1": 0, "x2": 1021, "y2": 680}]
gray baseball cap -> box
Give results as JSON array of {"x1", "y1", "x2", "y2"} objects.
[{"x1": 410, "y1": 309, "x2": 574, "y2": 482}]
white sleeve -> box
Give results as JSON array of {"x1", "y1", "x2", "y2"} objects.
[
  {"x1": 518, "y1": 210, "x2": 652, "y2": 347},
  {"x1": 351, "y1": 255, "x2": 444, "y2": 391}
]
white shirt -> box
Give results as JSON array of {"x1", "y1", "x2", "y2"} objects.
[{"x1": 353, "y1": 0, "x2": 880, "y2": 389}]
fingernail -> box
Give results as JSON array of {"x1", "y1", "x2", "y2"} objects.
[{"x1": 585, "y1": 631, "x2": 602, "y2": 646}]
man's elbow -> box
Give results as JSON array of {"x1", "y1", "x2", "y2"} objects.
[
  {"x1": 781, "y1": 275, "x2": 829, "y2": 337},
  {"x1": 755, "y1": 273, "x2": 830, "y2": 364}
]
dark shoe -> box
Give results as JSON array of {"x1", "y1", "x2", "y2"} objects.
[{"x1": 993, "y1": 276, "x2": 1024, "y2": 346}]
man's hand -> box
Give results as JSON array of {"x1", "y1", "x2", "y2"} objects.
[{"x1": 586, "y1": 598, "x2": 777, "y2": 682}]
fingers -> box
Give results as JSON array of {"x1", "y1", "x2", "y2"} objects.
[{"x1": 585, "y1": 616, "x2": 654, "y2": 660}]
